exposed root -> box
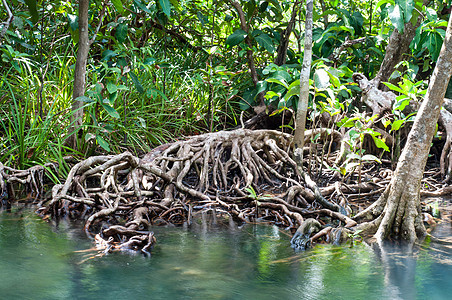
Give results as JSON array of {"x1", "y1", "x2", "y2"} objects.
[
  {"x1": 439, "y1": 108, "x2": 452, "y2": 182},
  {"x1": 3, "y1": 128, "x2": 449, "y2": 254},
  {"x1": 0, "y1": 161, "x2": 60, "y2": 207},
  {"x1": 36, "y1": 129, "x2": 347, "y2": 254}
]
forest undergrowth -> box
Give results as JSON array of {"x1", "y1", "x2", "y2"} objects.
[{"x1": 1, "y1": 126, "x2": 449, "y2": 255}]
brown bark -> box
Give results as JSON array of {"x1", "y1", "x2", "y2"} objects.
[
  {"x1": 69, "y1": 0, "x2": 90, "y2": 149},
  {"x1": 372, "y1": 24, "x2": 418, "y2": 88},
  {"x1": 274, "y1": 1, "x2": 302, "y2": 66},
  {"x1": 371, "y1": 0, "x2": 429, "y2": 89},
  {"x1": 355, "y1": 14, "x2": 452, "y2": 244}
]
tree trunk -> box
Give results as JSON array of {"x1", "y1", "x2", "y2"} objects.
[
  {"x1": 293, "y1": 0, "x2": 313, "y2": 168},
  {"x1": 372, "y1": 23, "x2": 418, "y2": 88},
  {"x1": 354, "y1": 14, "x2": 452, "y2": 244},
  {"x1": 69, "y1": 0, "x2": 90, "y2": 149},
  {"x1": 274, "y1": 1, "x2": 301, "y2": 66},
  {"x1": 371, "y1": 0, "x2": 428, "y2": 89}
]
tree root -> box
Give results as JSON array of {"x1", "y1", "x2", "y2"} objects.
[
  {"x1": 3, "y1": 127, "x2": 450, "y2": 253},
  {"x1": 0, "y1": 161, "x2": 61, "y2": 207},
  {"x1": 439, "y1": 108, "x2": 452, "y2": 182},
  {"x1": 32, "y1": 129, "x2": 353, "y2": 254}
]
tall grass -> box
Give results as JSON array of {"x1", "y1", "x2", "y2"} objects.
[
  {"x1": 0, "y1": 40, "x2": 244, "y2": 169},
  {"x1": 81, "y1": 44, "x2": 244, "y2": 155},
  {"x1": 0, "y1": 39, "x2": 79, "y2": 176}
]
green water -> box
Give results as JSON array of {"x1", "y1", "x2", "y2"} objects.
[{"x1": 0, "y1": 208, "x2": 451, "y2": 300}]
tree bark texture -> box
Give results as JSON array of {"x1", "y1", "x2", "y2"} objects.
[
  {"x1": 70, "y1": 0, "x2": 90, "y2": 148},
  {"x1": 371, "y1": 0, "x2": 428, "y2": 88},
  {"x1": 355, "y1": 14, "x2": 452, "y2": 244},
  {"x1": 293, "y1": 0, "x2": 313, "y2": 167}
]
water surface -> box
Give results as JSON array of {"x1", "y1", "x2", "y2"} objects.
[{"x1": 0, "y1": 207, "x2": 451, "y2": 299}]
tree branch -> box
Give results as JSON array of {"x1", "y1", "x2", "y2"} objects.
[
  {"x1": 274, "y1": 0, "x2": 302, "y2": 65},
  {"x1": 89, "y1": 0, "x2": 108, "y2": 45},
  {"x1": 228, "y1": 0, "x2": 259, "y2": 86},
  {"x1": 0, "y1": 0, "x2": 14, "y2": 44},
  {"x1": 328, "y1": 37, "x2": 366, "y2": 61},
  {"x1": 148, "y1": 20, "x2": 203, "y2": 52}
]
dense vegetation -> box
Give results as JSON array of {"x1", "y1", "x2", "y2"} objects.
[
  {"x1": 0, "y1": 0, "x2": 446, "y2": 164},
  {"x1": 1, "y1": 0, "x2": 452, "y2": 251}
]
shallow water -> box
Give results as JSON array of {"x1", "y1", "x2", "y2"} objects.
[{"x1": 0, "y1": 207, "x2": 451, "y2": 300}]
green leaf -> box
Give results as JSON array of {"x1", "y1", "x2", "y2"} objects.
[
  {"x1": 260, "y1": 1, "x2": 269, "y2": 12},
  {"x1": 111, "y1": 0, "x2": 124, "y2": 13},
  {"x1": 372, "y1": 136, "x2": 390, "y2": 151},
  {"x1": 381, "y1": 117, "x2": 391, "y2": 128},
  {"x1": 424, "y1": 32, "x2": 443, "y2": 61},
  {"x1": 265, "y1": 91, "x2": 280, "y2": 100},
  {"x1": 348, "y1": 131, "x2": 360, "y2": 144},
  {"x1": 115, "y1": 23, "x2": 128, "y2": 43},
  {"x1": 255, "y1": 34, "x2": 275, "y2": 53},
  {"x1": 101, "y1": 103, "x2": 120, "y2": 119},
  {"x1": 129, "y1": 72, "x2": 144, "y2": 93},
  {"x1": 255, "y1": 81, "x2": 267, "y2": 95},
  {"x1": 67, "y1": 14, "x2": 78, "y2": 31},
  {"x1": 159, "y1": 0, "x2": 171, "y2": 17},
  {"x1": 391, "y1": 119, "x2": 405, "y2": 131},
  {"x1": 85, "y1": 132, "x2": 95, "y2": 142},
  {"x1": 226, "y1": 29, "x2": 247, "y2": 47},
  {"x1": 137, "y1": 117, "x2": 147, "y2": 128},
  {"x1": 375, "y1": 0, "x2": 394, "y2": 11},
  {"x1": 147, "y1": 88, "x2": 168, "y2": 101},
  {"x1": 101, "y1": 50, "x2": 117, "y2": 61},
  {"x1": 266, "y1": 78, "x2": 289, "y2": 89},
  {"x1": 326, "y1": 70, "x2": 341, "y2": 88},
  {"x1": 424, "y1": 7, "x2": 437, "y2": 22},
  {"x1": 383, "y1": 82, "x2": 405, "y2": 94},
  {"x1": 67, "y1": 14, "x2": 79, "y2": 43},
  {"x1": 389, "y1": 4, "x2": 405, "y2": 33},
  {"x1": 394, "y1": 95, "x2": 410, "y2": 111},
  {"x1": 398, "y1": 0, "x2": 414, "y2": 23},
  {"x1": 197, "y1": 11, "x2": 206, "y2": 25},
  {"x1": 337, "y1": 116, "x2": 359, "y2": 128},
  {"x1": 133, "y1": 0, "x2": 153, "y2": 13},
  {"x1": 75, "y1": 96, "x2": 94, "y2": 103},
  {"x1": 109, "y1": 91, "x2": 118, "y2": 102},
  {"x1": 96, "y1": 135, "x2": 111, "y2": 152},
  {"x1": 282, "y1": 80, "x2": 301, "y2": 102},
  {"x1": 106, "y1": 82, "x2": 118, "y2": 94}
]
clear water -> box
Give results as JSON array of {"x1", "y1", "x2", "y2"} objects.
[{"x1": 0, "y1": 208, "x2": 451, "y2": 300}]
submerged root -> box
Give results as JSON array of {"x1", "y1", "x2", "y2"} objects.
[
  {"x1": 36, "y1": 129, "x2": 349, "y2": 254},
  {"x1": 0, "y1": 161, "x2": 61, "y2": 207}
]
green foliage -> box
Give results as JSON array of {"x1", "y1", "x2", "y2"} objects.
[
  {"x1": 411, "y1": 7, "x2": 448, "y2": 62},
  {"x1": 335, "y1": 112, "x2": 388, "y2": 176},
  {"x1": 0, "y1": 75, "x2": 75, "y2": 175},
  {"x1": 0, "y1": 0, "x2": 443, "y2": 172}
]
